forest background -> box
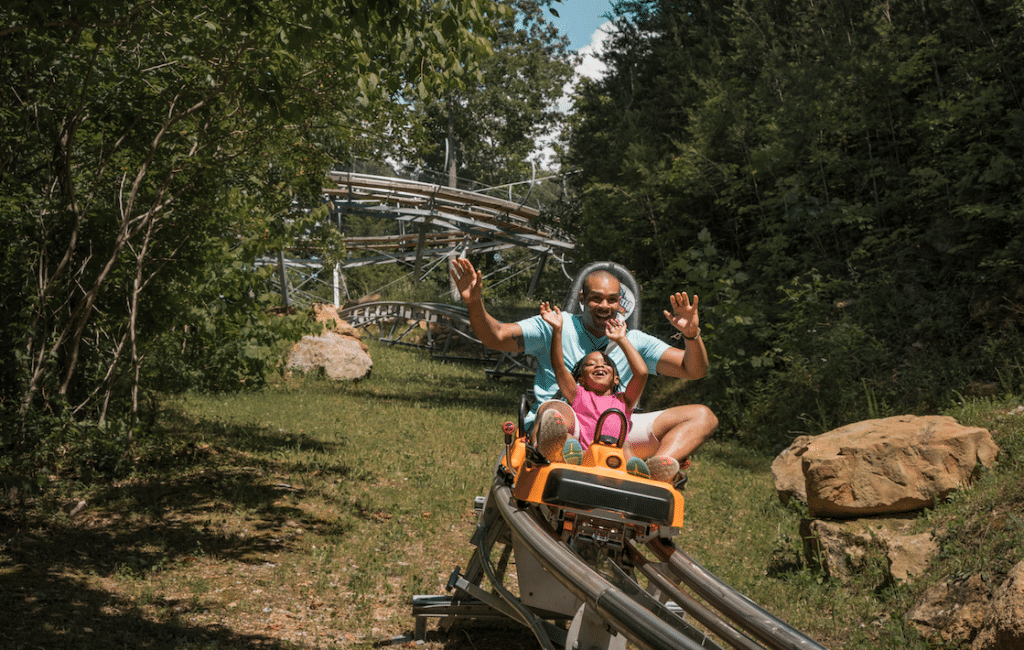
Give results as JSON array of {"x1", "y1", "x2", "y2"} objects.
[{"x1": 2, "y1": 0, "x2": 1024, "y2": 482}]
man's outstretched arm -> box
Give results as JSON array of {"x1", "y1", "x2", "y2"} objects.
[{"x1": 449, "y1": 258, "x2": 525, "y2": 353}]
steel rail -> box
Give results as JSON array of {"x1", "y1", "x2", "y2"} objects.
[
  {"x1": 340, "y1": 202, "x2": 573, "y2": 252},
  {"x1": 626, "y1": 541, "x2": 766, "y2": 650},
  {"x1": 647, "y1": 538, "x2": 829, "y2": 650},
  {"x1": 324, "y1": 172, "x2": 575, "y2": 255},
  {"x1": 600, "y1": 552, "x2": 728, "y2": 650},
  {"x1": 326, "y1": 172, "x2": 542, "y2": 219},
  {"x1": 418, "y1": 455, "x2": 829, "y2": 650},
  {"x1": 488, "y1": 472, "x2": 709, "y2": 650}
]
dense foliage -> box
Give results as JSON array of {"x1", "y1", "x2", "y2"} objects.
[
  {"x1": 565, "y1": 0, "x2": 1024, "y2": 446},
  {"x1": 0, "y1": 0, "x2": 501, "y2": 475}
]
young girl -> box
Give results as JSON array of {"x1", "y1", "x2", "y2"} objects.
[{"x1": 536, "y1": 302, "x2": 676, "y2": 481}]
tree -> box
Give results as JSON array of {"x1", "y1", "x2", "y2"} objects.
[
  {"x1": 418, "y1": 0, "x2": 575, "y2": 187},
  {"x1": 0, "y1": 0, "x2": 501, "y2": 466},
  {"x1": 564, "y1": 0, "x2": 1024, "y2": 443}
]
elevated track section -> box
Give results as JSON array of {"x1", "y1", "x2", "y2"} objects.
[
  {"x1": 258, "y1": 171, "x2": 574, "y2": 312},
  {"x1": 340, "y1": 300, "x2": 536, "y2": 380},
  {"x1": 324, "y1": 171, "x2": 573, "y2": 269}
]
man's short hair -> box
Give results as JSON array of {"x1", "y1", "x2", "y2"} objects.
[{"x1": 581, "y1": 270, "x2": 620, "y2": 296}]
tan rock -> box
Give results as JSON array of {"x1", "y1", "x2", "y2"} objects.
[
  {"x1": 310, "y1": 303, "x2": 362, "y2": 340},
  {"x1": 775, "y1": 415, "x2": 998, "y2": 517},
  {"x1": 800, "y1": 515, "x2": 935, "y2": 584},
  {"x1": 909, "y1": 574, "x2": 993, "y2": 645},
  {"x1": 972, "y1": 561, "x2": 1024, "y2": 650},
  {"x1": 771, "y1": 435, "x2": 812, "y2": 505},
  {"x1": 882, "y1": 531, "x2": 937, "y2": 583},
  {"x1": 800, "y1": 518, "x2": 873, "y2": 581},
  {"x1": 285, "y1": 334, "x2": 372, "y2": 381}
]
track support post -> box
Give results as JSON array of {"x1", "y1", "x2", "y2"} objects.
[{"x1": 566, "y1": 603, "x2": 627, "y2": 650}]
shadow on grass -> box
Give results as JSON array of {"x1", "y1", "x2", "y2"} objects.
[
  {"x1": 339, "y1": 380, "x2": 529, "y2": 415},
  {"x1": 0, "y1": 497, "x2": 331, "y2": 650},
  {"x1": 407, "y1": 622, "x2": 543, "y2": 649},
  {"x1": 151, "y1": 408, "x2": 357, "y2": 483},
  {"x1": 159, "y1": 409, "x2": 349, "y2": 457},
  {"x1": 0, "y1": 388, "x2": 560, "y2": 650},
  {"x1": 0, "y1": 548, "x2": 303, "y2": 649},
  {"x1": 0, "y1": 414, "x2": 361, "y2": 650}
]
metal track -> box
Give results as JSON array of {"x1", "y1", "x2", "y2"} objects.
[
  {"x1": 340, "y1": 301, "x2": 536, "y2": 378},
  {"x1": 415, "y1": 463, "x2": 829, "y2": 650},
  {"x1": 646, "y1": 539, "x2": 828, "y2": 650},
  {"x1": 325, "y1": 172, "x2": 574, "y2": 261}
]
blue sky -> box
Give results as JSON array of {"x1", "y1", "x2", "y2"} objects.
[
  {"x1": 544, "y1": 0, "x2": 616, "y2": 51},
  {"x1": 531, "y1": 0, "x2": 619, "y2": 168}
]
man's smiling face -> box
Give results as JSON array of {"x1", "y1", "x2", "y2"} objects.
[{"x1": 581, "y1": 272, "x2": 622, "y2": 333}]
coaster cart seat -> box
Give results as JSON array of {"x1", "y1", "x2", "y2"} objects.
[{"x1": 504, "y1": 396, "x2": 685, "y2": 550}]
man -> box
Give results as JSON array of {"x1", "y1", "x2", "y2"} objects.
[{"x1": 449, "y1": 257, "x2": 718, "y2": 481}]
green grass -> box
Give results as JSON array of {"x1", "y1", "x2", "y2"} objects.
[{"x1": 2, "y1": 339, "x2": 1022, "y2": 649}]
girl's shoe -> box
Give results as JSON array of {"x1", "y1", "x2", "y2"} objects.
[
  {"x1": 537, "y1": 410, "x2": 569, "y2": 462},
  {"x1": 646, "y1": 456, "x2": 680, "y2": 483},
  {"x1": 626, "y1": 456, "x2": 651, "y2": 479},
  {"x1": 562, "y1": 438, "x2": 584, "y2": 465}
]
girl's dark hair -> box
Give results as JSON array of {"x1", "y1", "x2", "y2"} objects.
[{"x1": 572, "y1": 351, "x2": 620, "y2": 392}]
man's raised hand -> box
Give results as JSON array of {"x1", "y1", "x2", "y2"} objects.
[
  {"x1": 449, "y1": 258, "x2": 482, "y2": 304},
  {"x1": 663, "y1": 292, "x2": 700, "y2": 338},
  {"x1": 540, "y1": 301, "x2": 562, "y2": 331}
]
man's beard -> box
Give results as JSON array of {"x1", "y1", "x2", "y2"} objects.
[
  {"x1": 579, "y1": 307, "x2": 596, "y2": 330},
  {"x1": 580, "y1": 308, "x2": 609, "y2": 336}
]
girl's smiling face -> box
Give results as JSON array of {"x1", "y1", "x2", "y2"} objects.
[{"x1": 576, "y1": 351, "x2": 618, "y2": 394}]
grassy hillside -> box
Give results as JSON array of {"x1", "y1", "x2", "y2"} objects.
[{"x1": 1, "y1": 340, "x2": 1021, "y2": 649}]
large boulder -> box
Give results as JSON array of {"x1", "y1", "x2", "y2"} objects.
[
  {"x1": 286, "y1": 334, "x2": 372, "y2": 381},
  {"x1": 773, "y1": 415, "x2": 998, "y2": 517},
  {"x1": 772, "y1": 435, "x2": 813, "y2": 506}
]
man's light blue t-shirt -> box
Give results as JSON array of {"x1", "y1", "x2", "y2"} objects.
[{"x1": 518, "y1": 313, "x2": 670, "y2": 427}]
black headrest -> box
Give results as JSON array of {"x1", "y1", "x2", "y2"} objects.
[{"x1": 561, "y1": 261, "x2": 642, "y2": 330}]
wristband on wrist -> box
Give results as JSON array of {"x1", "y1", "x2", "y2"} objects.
[{"x1": 671, "y1": 327, "x2": 701, "y2": 341}]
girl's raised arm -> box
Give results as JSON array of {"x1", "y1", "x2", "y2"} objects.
[
  {"x1": 606, "y1": 319, "x2": 647, "y2": 411},
  {"x1": 540, "y1": 302, "x2": 577, "y2": 404}
]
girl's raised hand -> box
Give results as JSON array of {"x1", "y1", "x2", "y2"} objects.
[
  {"x1": 605, "y1": 317, "x2": 626, "y2": 342},
  {"x1": 539, "y1": 301, "x2": 562, "y2": 331}
]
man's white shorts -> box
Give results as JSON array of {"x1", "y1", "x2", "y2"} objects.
[
  {"x1": 566, "y1": 406, "x2": 662, "y2": 459},
  {"x1": 625, "y1": 410, "x2": 662, "y2": 459}
]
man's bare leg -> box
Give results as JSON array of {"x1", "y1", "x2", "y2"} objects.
[{"x1": 650, "y1": 404, "x2": 718, "y2": 461}]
